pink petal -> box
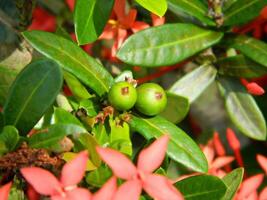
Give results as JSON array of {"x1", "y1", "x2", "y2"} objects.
[
  {"x1": 99, "y1": 25, "x2": 116, "y2": 40},
  {"x1": 0, "y1": 182, "x2": 12, "y2": 200},
  {"x1": 61, "y1": 151, "x2": 88, "y2": 187},
  {"x1": 259, "y1": 187, "x2": 267, "y2": 200},
  {"x1": 113, "y1": 179, "x2": 142, "y2": 200},
  {"x1": 143, "y1": 174, "x2": 184, "y2": 200},
  {"x1": 137, "y1": 135, "x2": 169, "y2": 173},
  {"x1": 226, "y1": 128, "x2": 240, "y2": 151},
  {"x1": 238, "y1": 174, "x2": 264, "y2": 199},
  {"x1": 96, "y1": 147, "x2": 137, "y2": 179},
  {"x1": 20, "y1": 167, "x2": 62, "y2": 196},
  {"x1": 151, "y1": 13, "x2": 165, "y2": 26},
  {"x1": 117, "y1": 28, "x2": 127, "y2": 50},
  {"x1": 256, "y1": 154, "x2": 267, "y2": 175},
  {"x1": 246, "y1": 82, "x2": 265, "y2": 95},
  {"x1": 65, "y1": 187, "x2": 92, "y2": 200},
  {"x1": 243, "y1": 191, "x2": 258, "y2": 200},
  {"x1": 131, "y1": 21, "x2": 150, "y2": 33},
  {"x1": 210, "y1": 156, "x2": 235, "y2": 170},
  {"x1": 202, "y1": 144, "x2": 215, "y2": 166},
  {"x1": 93, "y1": 176, "x2": 117, "y2": 200},
  {"x1": 213, "y1": 132, "x2": 226, "y2": 156}
]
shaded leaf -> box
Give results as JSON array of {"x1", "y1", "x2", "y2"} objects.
[
  {"x1": 23, "y1": 31, "x2": 113, "y2": 96},
  {"x1": 86, "y1": 165, "x2": 112, "y2": 187},
  {"x1": 3, "y1": 59, "x2": 63, "y2": 135},
  {"x1": 79, "y1": 99, "x2": 100, "y2": 117},
  {"x1": 136, "y1": 0, "x2": 167, "y2": 17},
  {"x1": 74, "y1": 0, "x2": 114, "y2": 44},
  {"x1": 54, "y1": 107, "x2": 83, "y2": 127},
  {"x1": 127, "y1": 114, "x2": 208, "y2": 173},
  {"x1": 169, "y1": 64, "x2": 217, "y2": 103},
  {"x1": 217, "y1": 77, "x2": 266, "y2": 140},
  {"x1": 0, "y1": 125, "x2": 19, "y2": 151},
  {"x1": 63, "y1": 152, "x2": 97, "y2": 171},
  {"x1": 117, "y1": 24, "x2": 223, "y2": 67}
]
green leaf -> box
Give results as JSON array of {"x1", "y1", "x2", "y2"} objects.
[
  {"x1": 22, "y1": 31, "x2": 114, "y2": 96},
  {"x1": 56, "y1": 26, "x2": 72, "y2": 41},
  {"x1": 175, "y1": 174, "x2": 227, "y2": 200},
  {"x1": 169, "y1": 64, "x2": 217, "y2": 103},
  {"x1": 54, "y1": 107, "x2": 83, "y2": 127},
  {"x1": 79, "y1": 99, "x2": 100, "y2": 117},
  {"x1": 93, "y1": 123, "x2": 109, "y2": 146},
  {"x1": 114, "y1": 70, "x2": 133, "y2": 83},
  {"x1": 0, "y1": 140, "x2": 8, "y2": 156},
  {"x1": 109, "y1": 117, "x2": 132, "y2": 156},
  {"x1": 64, "y1": 71, "x2": 92, "y2": 100},
  {"x1": 74, "y1": 0, "x2": 114, "y2": 44},
  {"x1": 3, "y1": 59, "x2": 63, "y2": 135},
  {"x1": 28, "y1": 124, "x2": 86, "y2": 148},
  {"x1": 86, "y1": 165, "x2": 112, "y2": 187},
  {"x1": 216, "y1": 55, "x2": 267, "y2": 78},
  {"x1": 127, "y1": 114, "x2": 208, "y2": 172},
  {"x1": 160, "y1": 92, "x2": 190, "y2": 123},
  {"x1": 167, "y1": 0, "x2": 215, "y2": 26},
  {"x1": 0, "y1": 126, "x2": 19, "y2": 151},
  {"x1": 78, "y1": 133, "x2": 102, "y2": 167},
  {"x1": 135, "y1": 0, "x2": 167, "y2": 17},
  {"x1": 117, "y1": 23, "x2": 223, "y2": 67},
  {"x1": 222, "y1": 168, "x2": 244, "y2": 200},
  {"x1": 227, "y1": 35, "x2": 267, "y2": 68},
  {"x1": 217, "y1": 77, "x2": 266, "y2": 140},
  {"x1": 223, "y1": 0, "x2": 267, "y2": 26}
]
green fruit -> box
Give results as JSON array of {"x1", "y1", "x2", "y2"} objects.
[
  {"x1": 108, "y1": 81, "x2": 137, "y2": 111},
  {"x1": 135, "y1": 83, "x2": 167, "y2": 116}
]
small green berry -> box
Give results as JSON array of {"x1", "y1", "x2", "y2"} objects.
[
  {"x1": 135, "y1": 83, "x2": 167, "y2": 116},
  {"x1": 108, "y1": 81, "x2": 137, "y2": 111}
]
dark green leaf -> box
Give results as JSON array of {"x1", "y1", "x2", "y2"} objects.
[
  {"x1": 0, "y1": 125, "x2": 19, "y2": 151},
  {"x1": 117, "y1": 23, "x2": 223, "y2": 67},
  {"x1": 227, "y1": 35, "x2": 267, "y2": 68},
  {"x1": 223, "y1": 0, "x2": 267, "y2": 26},
  {"x1": 216, "y1": 55, "x2": 267, "y2": 78},
  {"x1": 54, "y1": 107, "x2": 83, "y2": 127},
  {"x1": 3, "y1": 59, "x2": 63, "y2": 135},
  {"x1": 74, "y1": 0, "x2": 114, "y2": 44},
  {"x1": 222, "y1": 168, "x2": 244, "y2": 200},
  {"x1": 175, "y1": 175, "x2": 227, "y2": 200},
  {"x1": 127, "y1": 114, "x2": 208, "y2": 172},
  {"x1": 167, "y1": 0, "x2": 215, "y2": 26},
  {"x1": 169, "y1": 64, "x2": 217, "y2": 103},
  {"x1": 0, "y1": 140, "x2": 7, "y2": 155},
  {"x1": 28, "y1": 124, "x2": 86, "y2": 148},
  {"x1": 160, "y1": 92, "x2": 190, "y2": 123},
  {"x1": 86, "y1": 165, "x2": 112, "y2": 187},
  {"x1": 135, "y1": 0, "x2": 167, "y2": 17},
  {"x1": 56, "y1": 26, "x2": 72, "y2": 41},
  {"x1": 217, "y1": 77, "x2": 266, "y2": 140},
  {"x1": 22, "y1": 31, "x2": 113, "y2": 96}
]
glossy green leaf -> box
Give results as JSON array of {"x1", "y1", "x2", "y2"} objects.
[
  {"x1": 160, "y1": 92, "x2": 190, "y2": 123},
  {"x1": 56, "y1": 26, "x2": 72, "y2": 41},
  {"x1": 135, "y1": 0, "x2": 167, "y2": 17},
  {"x1": 223, "y1": 0, "x2": 267, "y2": 26},
  {"x1": 216, "y1": 55, "x2": 267, "y2": 78},
  {"x1": 227, "y1": 35, "x2": 267, "y2": 68},
  {"x1": 3, "y1": 59, "x2": 63, "y2": 135},
  {"x1": 169, "y1": 64, "x2": 217, "y2": 103},
  {"x1": 127, "y1": 114, "x2": 208, "y2": 172},
  {"x1": 109, "y1": 117, "x2": 132, "y2": 156},
  {"x1": 93, "y1": 123, "x2": 109, "y2": 146},
  {"x1": 28, "y1": 124, "x2": 86, "y2": 148},
  {"x1": 78, "y1": 133, "x2": 102, "y2": 167},
  {"x1": 217, "y1": 77, "x2": 266, "y2": 140},
  {"x1": 64, "y1": 71, "x2": 92, "y2": 100},
  {"x1": 22, "y1": 31, "x2": 113, "y2": 96},
  {"x1": 79, "y1": 99, "x2": 100, "y2": 117},
  {"x1": 222, "y1": 168, "x2": 244, "y2": 200},
  {"x1": 175, "y1": 175, "x2": 227, "y2": 200},
  {"x1": 117, "y1": 24, "x2": 223, "y2": 67},
  {"x1": 0, "y1": 126, "x2": 19, "y2": 151},
  {"x1": 74, "y1": 0, "x2": 114, "y2": 44},
  {"x1": 54, "y1": 107, "x2": 83, "y2": 127},
  {"x1": 167, "y1": 0, "x2": 215, "y2": 26}
]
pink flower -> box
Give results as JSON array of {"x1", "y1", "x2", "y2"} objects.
[
  {"x1": 257, "y1": 154, "x2": 267, "y2": 175},
  {"x1": 20, "y1": 151, "x2": 117, "y2": 200},
  {"x1": 0, "y1": 182, "x2": 12, "y2": 200},
  {"x1": 96, "y1": 135, "x2": 183, "y2": 200}
]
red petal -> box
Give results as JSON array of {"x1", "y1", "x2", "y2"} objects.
[
  {"x1": 246, "y1": 82, "x2": 265, "y2": 95},
  {"x1": 65, "y1": 0, "x2": 75, "y2": 11},
  {"x1": 96, "y1": 147, "x2": 137, "y2": 179},
  {"x1": 114, "y1": 0, "x2": 126, "y2": 20},
  {"x1": 238, "y1": 174, "x2": 264, "y2": 199},
  {"x1": 213, "y1": 132, "x2": 226, "y2": 156},
  {"x1": 143, "y1": 174, "x2": 184, "y2": 200},
  {"x1": 257, "y1": 154, "x2": 267, "y2": 175},
  {"x1": 259, "y1": 187, "x2": 267, "y2": 200},
  {"x1": 113, "y1": 179, "x2": 142, "y2": 200},
  {"x1": 27, "y1": 184, "x2": 40, "y2": 200},
  {"x1": 210, "y1": 156, "x2": 234, "y2": 170},
  {"x1": 151, "y1": 13, "x2": 165, "y2": 26},
  {"x1": 131, "y1": 21, "x2": 150, "y2": 33},
  {"x1": 65, "y1": 187, "x2": 92, "y2": 200},
  {"x1": 61, "y1": 151, "x2": 88, "y2": 187},
  {"x1": 93, "y1": 176, "x2": 117, "y2": 200},
  {"x1": 137, "y1": 135, "x2": 169, "y2": 173},
  {"x1": 0, "y1": 182, "x2": 12, "y2": 200},
  {"x1": 20, "y1": 167, "x2": 62, "y2": 196},
  {"x1": 120, "y1": 9, "x2": 137, "y2": 28},
  {"x1": 226, "y1": 128, "x2": 240, "y2": 151}
]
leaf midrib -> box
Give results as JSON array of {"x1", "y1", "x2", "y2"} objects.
[
  {"x1": 184, "y1": 188, "x2": 225, "y2": 198},
  {"x1": 180, "y1": 0, "x2": 206, "y2": 14}
]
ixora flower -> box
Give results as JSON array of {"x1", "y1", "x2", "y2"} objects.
[
  {"x1": 96, "y1": 135, "x2": 184, "y2": 200},
  {"x1": 19, "y1": 151, "x2": 117, "y2": 200}
]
